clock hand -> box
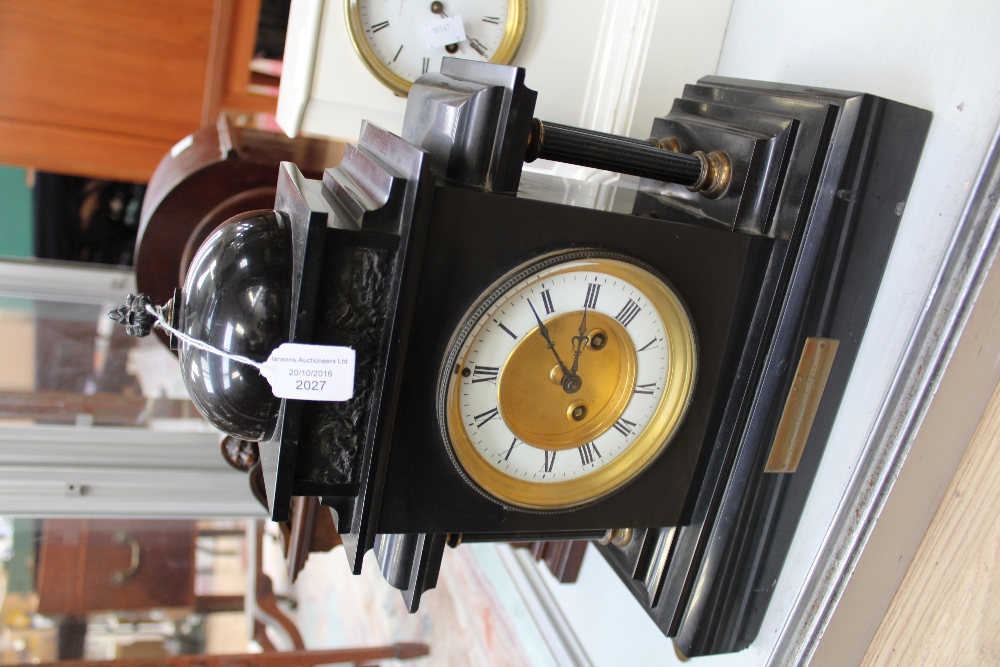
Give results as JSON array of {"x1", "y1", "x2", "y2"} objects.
[
  {"x1": 467, "y1": 37, "x2": 488, "y2": 57},
  {"x1": 570, "y1": 307, "x2": 589, "y2": 377},
  {"x1": 528, "y1": 299, "x2": 573, "y2": 383}
]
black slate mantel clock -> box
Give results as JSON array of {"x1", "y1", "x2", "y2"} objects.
[{"x1": 122, "y1": 59, "x2": 929, "y2": 656}]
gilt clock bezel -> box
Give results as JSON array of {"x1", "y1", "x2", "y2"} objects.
[
  {"x1": 344, "y1": 0, "x2": 528, "y2": 97},
  {"x1": 437, "y1": 249, "x2": 699, "y2": 511}
]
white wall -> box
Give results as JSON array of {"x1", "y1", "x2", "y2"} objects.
[{"x1": 715, "y1": 1, "x2": 1000, "y2": 665}]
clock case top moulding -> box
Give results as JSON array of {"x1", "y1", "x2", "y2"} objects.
[{"x1": 236, "y1": 59, "x2": 927, "y2": 655}]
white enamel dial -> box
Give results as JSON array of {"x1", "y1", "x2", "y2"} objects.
[
  {"x1": 439, "y1": 252, "x2": 698, "y2": 510},
  {"x1": 462, "y1": 266, "x2": 664, "y2": 479}
]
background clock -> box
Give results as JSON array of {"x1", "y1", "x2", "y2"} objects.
[
  {"x1": 440, "y1": 250, "x2": 697, "y2": 510},
  {"x1": 345, "y1": 0, "x2": 526, "y2": 96},
  {"x1": 277, "y1": 0, "x2": 733, "y2": 141}
]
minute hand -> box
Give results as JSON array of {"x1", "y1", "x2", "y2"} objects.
[
  {"x1": 570, "y1": 307, "x2": 589, "y2": 376},
  {"x1": 528, "y1": 299, "x2": 571, "y2": 379}
]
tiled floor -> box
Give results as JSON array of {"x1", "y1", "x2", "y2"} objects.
[
  {"x1": 285, "y1": 543, "x2": 555, "y2": 666},
  {"x1": 260, "y1": 527, "x2": 688, "y2": 666}
]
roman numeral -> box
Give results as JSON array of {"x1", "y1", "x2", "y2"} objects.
[
  {"x1": 494, "y1": 319, "x2": 517, "y2": 339},
  {"x1": 483, "y1": 16, "x2": 501, "y2": 24},
  {"x1": 471, "y1": 364, "x2": 499, "y2": 383},
  {"x1": 613, "y1": 417, "x2": 637, "y2": 437},
  {"x1": 421, "y1": 57, "x2": 430, "y2": 74},
  {"x1": 615, "y1": 299, "x2": 642, "y2": 327},
  {"x1": 584, "y1": 283, "x2": 601, "y2": 309},
  {"x1": 370, "y1": 20, "x2": 389, "y2": 33},
  {"x1": 638, "y1": 337, "x2": 658, "y2": 352},
  {"x1": 469, "y1": 38, "x2": 488, "y2": 57},
  {"x1": 541, "y1": 289, "x2": 555, "y2": 314},
  {"x1": 634, "y1": 382, "x2": 656, "y2": 395},
  {"x1": 474, "y1": 407, "x2": 500, "y2": 428},
  {"x1": 392, "y1": 45, "x2": 403, "y2": 62},
  {"x1": 578, "y1": 442, "x2": 601, "y2": 465},
  {"x1": 505, "y1": 439, "x2": 518, "y2": 460},
  {"x1": 543, "y1": 450, "x2": 556, "y2": 472}
]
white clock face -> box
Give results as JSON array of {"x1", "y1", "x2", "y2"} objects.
[
  {"x1": 455, "y1": 263, "x2": 667, "y2": 481},
  {"x1": 439, "y1": 252, "x2": 698, "y2": 510},
  {"x1": 355, "y1": 0, "x2": 513, "y2": 83}
]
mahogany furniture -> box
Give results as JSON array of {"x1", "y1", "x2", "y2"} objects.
[
  {"x1": 22, "y1": 644, "x2": 431, "y2": 667},
  {"x1": 246, "y1": 520, "x2": 304, "y2": 652},
  {"x1": 0, "y1": 0, "x2": 280, "y2": 182},
  {"x1": 513, "y1": 541, "x2": 588, "y2": 584},
  {"x1": 35, "y1": 519, "x2": 308, "y2": 655},
  {"x1": 37, "y1": 520, "x2": 197, "y2": 615},
  {"x1": 247, "y1": 463, "x2": 343, "y2": 584},
  {"x1": 135, "y1": 114, "x2": 344, "y2": 348},
  {"x1": 280, "y1": 497, "x2": 343, "y2": 583}
]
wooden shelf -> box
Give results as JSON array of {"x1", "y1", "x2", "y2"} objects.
[{"x1": 0, "y1": 0, "x2": 281, "y2": 183}]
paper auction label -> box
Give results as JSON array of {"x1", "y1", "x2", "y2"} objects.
[
  {"x1": 259, "y1": 343, "x2": 355, "y2": 401},
  {"x1": 423, "y1": 15, "x2": 467, "y2": 49}
]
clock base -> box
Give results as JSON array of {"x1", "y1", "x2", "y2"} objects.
[{"x1": 594, "y1": 79, "x2": 931, "y2": 656}]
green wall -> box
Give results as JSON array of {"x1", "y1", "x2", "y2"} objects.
[{"x1": 0, "y1": 166, "x2": 33, "y2": 257}]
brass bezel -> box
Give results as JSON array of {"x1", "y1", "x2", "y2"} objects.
[
  {"x1": 345, "y1": 0, "x2": 528, "y2": 97},
  {"x1": 438, "y1": 251, "x2": 698, "y2": 510}
]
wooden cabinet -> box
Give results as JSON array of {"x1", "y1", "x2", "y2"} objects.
[
  {"x1": 0, "y1": 0, "x2": 277, "y2": 183},
  {"x1": 36, "y1": 520, "x2": 196, "y2": 615}
]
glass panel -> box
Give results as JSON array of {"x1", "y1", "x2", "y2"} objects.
[
  {"x1": 0, "y1": 295, "x2": 207, "y2": 432},
  {"x1": 0, "y1": 517, "x2": 252, "y2": 663}
]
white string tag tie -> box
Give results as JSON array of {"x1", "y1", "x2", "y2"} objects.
[{"x1": 146, "y1": 304, "x2": 355, "y2": 401}]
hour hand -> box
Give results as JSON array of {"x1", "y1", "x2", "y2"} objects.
[{"x1": 528, "y1": 299, "x2": 571, "y2": 379}]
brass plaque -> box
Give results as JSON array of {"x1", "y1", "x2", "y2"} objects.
[{"x1": 765, "y1": 337, "x2": 840, "y2": 474}]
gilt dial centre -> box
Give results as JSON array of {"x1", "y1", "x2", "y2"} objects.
[{"x1": 497, "y1": 311, "x2": 636, "y2": 450}]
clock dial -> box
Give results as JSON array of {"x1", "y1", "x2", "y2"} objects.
[
  {"x1": 346, "y1": 0, "x2": 527, "y2": 96},
  {"x1": 439, "y1": 251, "x2": 698, "y2": 509}
]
